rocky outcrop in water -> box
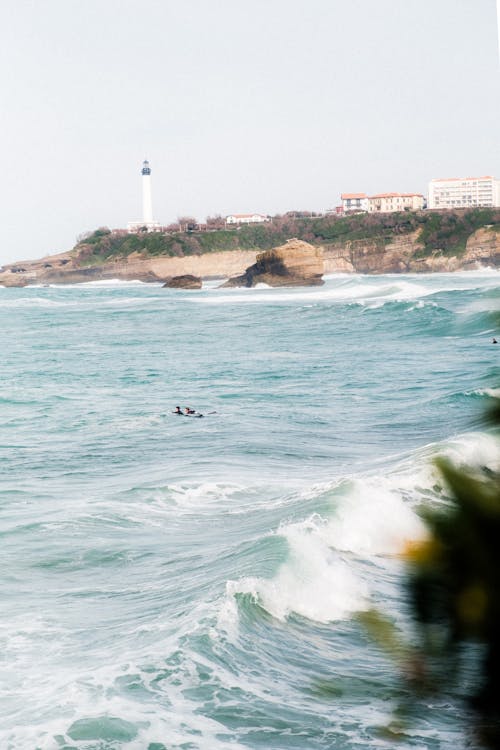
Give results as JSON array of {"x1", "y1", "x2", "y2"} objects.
[
  {"x1": 163, "y1": 274, "x2": 202, "y2": 289},
  {"x1": 223, "y1": 239, "x2": 324, "y2": 287}
]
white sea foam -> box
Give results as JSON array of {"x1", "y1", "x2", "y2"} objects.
[
  {"x1": 224, "y1": 431, "x2": 500, "y2": 626},
  {"x1": 107, "y1": 482, "x2": 257, "y2": 530},
  {"x1": 392, "y1": 270, "x2": 500, "y2": 294},
  {"x1": 438, "y1": 431, "x2": 500, "y2": 472},
  {"x1": 225, "y1": 433, "x2": 500, "y2": 630},
  {"x1": 132, "y1": 480, "x2": 300, "y2": 521},
  {"x1": 225, "y1": 473, "x2": 428, "y2": 624},
  {"x1": 0, "y1": 595, "x2": 245, "y2": 750},
  {"x1": 227, "y1": 525, "x2": 370, "y2": 623},
  {"x1": 1, "y1": 667, "x2": 246, "y2": 750},
  {"x1": 0, "y1": 297, "x2": 67, "y2": 308},
  {"x1": 323, "y1": 479, "x2": 427, "y2": 556},
  {"x1": 198, "y1": 276, "x2": 442, "y2": 307},
  {"x1": 167, "y1": 481, "x2": 246, "y2": 512},
  {"x1": 78, "y1": 278, "x2": 149, "y2": 286},
  {"x1": 0, "y1": 294, "x2": 151, "y2": 310},
  {"x1": 466, "y1": 387, "x2": 500, "y2": 398}
]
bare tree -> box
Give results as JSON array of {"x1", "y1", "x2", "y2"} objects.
[{"x1": 177, "y1": 216, "x2": 198, "y2": 232}]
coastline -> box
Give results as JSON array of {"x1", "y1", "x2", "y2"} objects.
[
  {"x1": 0, "y1": 249, "x2": 258, "y2": 287},
  {"x1": 1, "y1": 223, "x2": 500, "y2": 287}
]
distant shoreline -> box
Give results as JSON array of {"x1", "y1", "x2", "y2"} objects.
[{"x1": 1, "y1": 209, "x2": 500, "y2": 287}]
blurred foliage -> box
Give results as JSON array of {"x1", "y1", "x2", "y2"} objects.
[
  {"x1": 406, "y1": 448, "x2": 500, "y2": 746},
  {"x1": 358, "y1": 398, "x2": 500, "y2": 746}
]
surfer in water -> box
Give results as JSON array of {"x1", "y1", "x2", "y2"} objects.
[
  {"x1": 185, "y1": 406, "x2": 204, "y2": 417},
  {"x1": 172, "y1": 405, "x2": 205, "y2": 417}
]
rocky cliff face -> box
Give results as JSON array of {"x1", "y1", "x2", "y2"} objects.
[
  {"x1": 322, "y1": 225, "x2": 500, "y2": 274},
  {"x1": 323, "y1": 232, "x2": 421, "y2": 274},
  {"x1": 1, "y1": 226, "x2": 500, "y2": 287},
  {"x1": 0, "y1": 250, "x2": 258, "y2": 287},
  {"x1": 461, "y1": 227, "x2": 500, "y2": 269},
  {"x1": 223, "y1": 240, "x2": 324, "y2": 287}
]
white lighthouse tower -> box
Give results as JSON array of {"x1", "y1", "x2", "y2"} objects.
[
  {"x1": 127, "y1": 159, "x2": 161, "y2": 233},
  {"x1": 141, "y1": 160, "x2": 153, "y2": 224}
]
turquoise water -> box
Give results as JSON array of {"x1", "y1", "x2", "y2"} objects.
[{"x1": 2, "y1": 272, "x2": 500, "y2": 749}]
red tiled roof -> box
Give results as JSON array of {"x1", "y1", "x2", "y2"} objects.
[{"x1": 341, "y1": 193, "x2": 367, "y2": 200}]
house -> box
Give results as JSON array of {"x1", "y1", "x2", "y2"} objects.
[
  {"x1": 368, "y1": 193, "x2": 425, "y2": 213},
  {"x1": 341, "y1": 193, "x2": 369, "y2": 213},
  {"x1": 127, "y1": 220, "x2": 162, "y2": 233},
  {"x1": 225, "y1": 214, "x2": 270, "y2": 225}
]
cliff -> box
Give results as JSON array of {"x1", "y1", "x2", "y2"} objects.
[
  {"x1": 1, "y1": 210, "x2": 500, "y2": 287},
  {"x1": 0, "y1": 249, "x2": 258, "y2": 287},
  {"x1": 322, "y1": 226, "x2": 500, "y2": 273}
]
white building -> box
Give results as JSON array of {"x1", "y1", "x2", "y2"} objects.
[
  {"x1": 428, "y1": 176, "x2": 500, "y2": 210},
  {"x1": 368, "y1": 192, "x2": 425, "y2": 213},
  {"x1": 127, "y1": 159, "x2": 162, "y2": 233},
  {"x1": 225, "y1": 213, "x2": 270, "y2": 226},
  {"x1": 341, "y1": 193, "x2": 369, "y2": 213}
]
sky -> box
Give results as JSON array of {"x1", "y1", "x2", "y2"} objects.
[{"x1": 1, "y1": 0, "x2": 499, "y2": 265}]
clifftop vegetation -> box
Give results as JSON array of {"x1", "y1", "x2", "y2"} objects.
[{"x1": 74, "y1": 208, "x2": 500, "y2": 266}]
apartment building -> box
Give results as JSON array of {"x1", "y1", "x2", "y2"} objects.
[{"x1": 428, "y1": 176, "x2": 500, "y2": 209}]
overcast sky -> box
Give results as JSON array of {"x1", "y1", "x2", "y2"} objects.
[{"x1": 1, "y1": 0, "x2": 499, "y2": 264}]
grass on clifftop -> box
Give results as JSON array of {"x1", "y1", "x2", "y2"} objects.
[
  {"x1": 74, "y1": 208, "x2": 500, "y2": 265},
  {"x1": 416, "y1": 209, "x2": 499, "y2": 257}
]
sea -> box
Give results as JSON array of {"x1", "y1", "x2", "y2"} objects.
[{"x1": 2, "y1": 271, "x2": 500, "y2": 750}]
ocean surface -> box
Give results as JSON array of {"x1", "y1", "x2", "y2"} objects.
[{"x1": 2, "y1": 271, "x2": 500, "y2": 750}]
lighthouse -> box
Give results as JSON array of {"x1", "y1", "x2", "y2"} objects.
[
  {"x1": 127, "y1": 159, "x2": 161, "y2": 233},
  {"x1": 141, "y1": 160, "x2": 153, "y2": 224}
]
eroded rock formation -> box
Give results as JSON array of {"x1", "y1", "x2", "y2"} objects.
[
  {"x1": 163, "y1": 274, "x2": 202, "y2": 289},
  {"x1": 223, "y1": 239, "x2": 324, "y2": 287}
]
